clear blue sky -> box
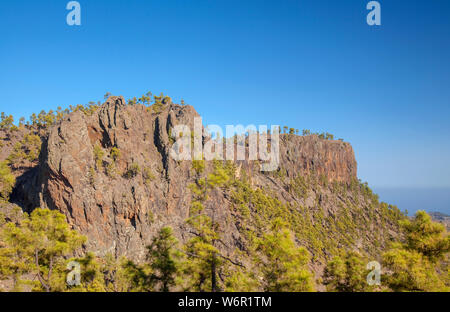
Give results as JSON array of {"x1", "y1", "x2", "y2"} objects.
[{"x1": 1, "y1": 0, "x2": 450, "y2": 189}]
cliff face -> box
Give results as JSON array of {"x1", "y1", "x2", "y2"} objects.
[
  {"x1": 8, "y1": 97, "x2": 397, "y2": 268},
  {"x1": 280, "y1": 135, "x2": 356, "y2": 183},
  {"x1": 18, "y1": 97, "x2": 201, "y2": 259}
]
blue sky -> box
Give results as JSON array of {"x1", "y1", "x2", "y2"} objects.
[{"x1": 1, "y1": 0, "x2": 450, "y2": 191}]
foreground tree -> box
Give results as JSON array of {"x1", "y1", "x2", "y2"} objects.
[
  {"x1": 382, "y1": 211, "x2": 449, "y2": 292},
  {"x1": 182, "y1": 160, "x2": 239, "y2": 292},
  {"x1": 117, "y1": 227, "x2": 183, "y2": 292},
  {"x1": 323, "y1": 251, "x2": 375, "y2": 292},
  {"x1": 0, "y1": 219, "x2": 33, "y2": 291},
  {"x1": 0, "y1": 161, "x2": 15, "y2": 201},
  {"x1": 256, "y1": 218, "x2": 315, "y2": 292},
  {"x1": 146, "y1": 227, "x2": 182, "y2": 291},
  {"x1": 68, "y1": 252, "x2": 107, "y2": 292},
  {"x1": 183, "y1": 212, "x2": 223, "y2": 292},
  {"x1": 1, "y1": 208, "x2": 86, "y2": 292}
]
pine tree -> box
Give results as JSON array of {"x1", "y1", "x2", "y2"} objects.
[
  {"x1": 93, "y1": 143, "x2": 105, "y2": 170},
  {"x1": 0, "y1": 220, "x2": 33, "y2": 291},
  {"x1": 69, "y1": 252, "x2": 107, "y2": 292},
  {"x1": 146, "y1": 227, "x2": 182, "y2": 291},
  {"x1": 0, "y1": 113, "x2": 14, "y2": 129},
  {"x1": 120, "y1": 258, "x2": 153, "y2": 292},
  {"x1": 183, "y1": 160, "x2": 237, "y2": 292},
  {"x1": 256, "y1": 218, "x2": 315, "y2": 292},
  {"x1": 1, "y1": 208, "x2": 86, "y2": 292},
  {"x1": 110, "y1": 147, "x2": 121, "y2": 162},
  {"x1": 0, "y1": 161, "x2": 15, "y2": 201},
  {"x1": 323, "y1": 251, "x2": 375, "y2": 292},
  {"x1": 382, "y1": 211, "x2": 449, "y2": 291}
]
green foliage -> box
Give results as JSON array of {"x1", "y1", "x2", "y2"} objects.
[
  {"x1": 224, "y1": 270, "x2": 259, "y2": 292},
  {"x1": 147, "y1": 210, "x2": 155, "y2": 224},
  {"x1": 233, "y1": 169, "x2": 405, "y2": 267},
  {"x1": 183, "y1": 217, "x2": 223, "y2": 291},
  {"x1": 314, "y1": 132, "x2": 335, "y2": 140},
  {"x1": 0, "y1": 215, "x2": 33, "y2": 291},
  {"x1": 125, "y1": 162, "x2": 140, "y2": 179},
  {"x1": 323, "y1": 251, "x2": 375, "y2": 292},
  {"x1": 146, "y1": 227, "x2": 182, "y2": 291},
  {"x1": 68, "y1": 103, "x2": 100, "y2": 117},
  {"x1": 143, "y1": 167, "x2": 155, "y2": 185},
  {"x1": 110, "y1": 147, "x2": 121, "y2": 162},
  {"x1": 182, "y1": 161, "x2": 236, "y2": 292},
  {"x1": 112, "y1": 228, "x2": 182, "y2": 292},
  {"x1": 41, "y1": 252, "x2": 108, "y2": 292},
  {"x1": 383, "y1": 246, "x2": 447, "y2": 292},
  {"x1": 128, "y1": 97, "x2": 137, "y2": 105},
  {"x1": 7, "y1": 133, "x2": 41, "y2": 165},
  {"x1": 106, "y1": 162, "x2": 116, "y2": 178},
  {"x1": 150, "y1": 93, "x2": 169, "y2": 113},
  {"x1": 162, "y1": 96, "x2": 172, "y2": 105},
  {"x1": 382, "y1": 211, "x2": 449, "y2": 292},
  {"x1": 70, "y1": 252, "x2": 107, "y2": 292},
  {"x1": 93, "y1": 143, "x2": 104, "y2": 170},
  {"x1": 1, "y1": 208, "x2": 86, "y2": 292},
  {"x1": 88, "y1": 167, "x2": 96, "y2": 186},
  {"x1": 207, "y1": 161, "x2": 230, "y2": 188},
  {"x1": 192, "y1": 160, "x2": 205, "y2": 175},
  {"x1": 101, "y1": 254, "x2": 136, "y2": 292},
  {"x1": 0, "y1": 113, "x2": 14, "y2": 130},
  {"x1": 0, "y1": 161, "x2": 15, "y2": 201},
  {"x1": 256, "y1": 218, "x2": 315, "y2": 292},
  {"x1": 37, "y1": 110, "x2": 56, "y2": 127},
  {"x1": 138, "y1": 92, "x2": 152, "y2": 106},
  {"x1": 120, "y1": 259, "x2": 152, "y2": 291},
  {"x1": 400, "y1": 211, "x2": 450, "y2": 263}
]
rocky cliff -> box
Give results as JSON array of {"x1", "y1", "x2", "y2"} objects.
[{"x1": 3, "y1": 97, "x2": 401, "y2": 273}]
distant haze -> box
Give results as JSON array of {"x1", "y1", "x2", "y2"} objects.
[{"x1": 374, "y1": 187, "x2": 450, "y2": 216}]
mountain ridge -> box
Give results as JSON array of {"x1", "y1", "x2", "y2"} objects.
[{"x1": 0, "y1": 95, "x2": 404, "y2": 288}]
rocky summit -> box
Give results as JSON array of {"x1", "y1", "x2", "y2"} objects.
[{"x1": 2, "y1": 96, "x2": 403, "y2": 283}]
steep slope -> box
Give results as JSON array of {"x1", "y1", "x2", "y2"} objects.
[{"x1": 2, "y1": 96, "x2": 404, "y2": 282}]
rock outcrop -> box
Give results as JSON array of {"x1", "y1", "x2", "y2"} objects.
[{"x1": 11, "y1": 97, "x2": 379, "y2": 263}]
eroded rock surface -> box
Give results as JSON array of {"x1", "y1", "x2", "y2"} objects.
[{"x1": 12, "y1": 97, "x2": 365, "y2": 261}]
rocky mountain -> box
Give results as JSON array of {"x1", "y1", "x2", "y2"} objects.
[{"x1": 1, "y1": 96, "x2": 404, "y2": 283}]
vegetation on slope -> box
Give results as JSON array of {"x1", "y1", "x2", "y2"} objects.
[{"x1": 0, "y1": 92, "x2": 448, "y2": 292}]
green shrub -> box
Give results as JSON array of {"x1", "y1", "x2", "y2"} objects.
[
  {"x1": 106, "y1": 162, "x2": 116, "y2": 179},
  {"x1": 7, "y1": 134, "x2": 41, "y2": 165},
  {"x1": 147, "y1": 211, "x2": 154, "y2": 224},
  {"x1": 143, "y1": 167, "x2": 155, "y2": 185},
  {"x1": 0, "y1": 113, "x2": 14, "y2": 129},
  {"x1": 192, "y1": 160, "x2": 205, "y2": 175},
  {"x1": 0, "y1": 161, "x2": 15, "y2": 201},
  {"x1": 125, "y1": 163, "x2": 140, "y2": 179},
  {"x1": 93, "y1": 143, "x2": 104, "y2": 170},
  {"x1": 88, "y1": 167, "x2": 96, "y2": 185},
  {"x1": 110, "y1": 147, "x2": 121, "y2": 162}
]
